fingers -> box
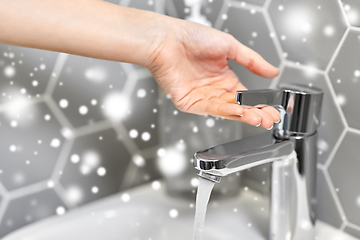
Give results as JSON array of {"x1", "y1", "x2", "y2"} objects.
[
  {"x1": 187, "y1": 99, "x2": 244, "y2": 117},
  {"x1": 255, "y1": 104, "x2": 281, "y2": 124},
  {"x1": 187, "y1": 98, "x2": 280, "y2": 129},
  {"x1": 228, "y1": 36, "x2": 279, "y2": 78}
]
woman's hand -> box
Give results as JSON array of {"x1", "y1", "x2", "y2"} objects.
[{"x1": 147, "y1": 19, "x2": 280, "y2": 129}]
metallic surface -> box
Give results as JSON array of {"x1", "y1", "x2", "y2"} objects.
[
  {"x1": 193, "y1": 84, "x2": 324, "y2": 240},
  {"x1": 236, "y1": 83, "x2": 323, "y2": 137}
]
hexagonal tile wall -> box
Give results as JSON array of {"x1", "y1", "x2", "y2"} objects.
[
  {"x1": 233, "y1": 0, "x2": 266, "y2": 7},
  {"x1": 0, "y1": 45, "x2": 59, "y2": 105},
  {"x1": 0, "y1": 102, "x2": 64, "y2": 191},
  {"x1": 200, "y1": 0, "x2": 225, "y2": 27},
  {"x1": 329, "y1": 131, "x2": 360, "y2": 227},
  {"x1": 0, "y1": 189, "x2": 65, "y2": 238},
  {"x1": 329, "y1": 29, "x2": 360, "y2": 130},
  {"x1": 0, "y1": 0, "x2": 165, "y2": 238},
  {"x1": 52, "y1": 55, "x2": 129, "y2": 128},
  {"x1": 59, "y1": 129, "x2": 131, "y2": 207},
  {"x1": 221, "y1": 2, "x2": 281, "y2": 89},
  {"x1": 120, "y1": 73, "x2": 160, "y2": 150},
  {"x1": 316, "y1": 167, "x2": 343, "y2": 228},
  {"x1": 165, "y1": 0, "x2": 187, "y2": 19},
  {"x1": 342, "y1": 0, "x2": 360, "y2": 27},
  {"x1": 268, "y1": 0, "x2": 347, "y2": 69}
]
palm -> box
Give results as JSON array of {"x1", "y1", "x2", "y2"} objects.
[{"x1": 149, "y1": 21, "x2": 280, "y2": 129}]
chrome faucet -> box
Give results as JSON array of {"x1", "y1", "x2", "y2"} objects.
[{"x1": 193, "y1": 84, "x2": 323, "y2": 240}]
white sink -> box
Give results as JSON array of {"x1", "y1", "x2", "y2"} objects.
[{"x1": 3, "y1": 182, "x2": 357, "y2": 240}]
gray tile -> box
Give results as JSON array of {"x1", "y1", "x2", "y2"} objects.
[
  {"x1": 329, "y1": 30, "x2": 360, "y2": 130},
  {"x1": 268, "y1": 0, "x2": 347, "y2": 69},
  {"x1": 344, "y1": 225, "x2": 360, "y2": 239},
  {"x1": 166, "y1": 0, "x2": 188, "y2": 19},
  {"x1": 122, "y1": 76, "x2": 159, "y2": 149},
  {"x1": 316, "y1": 168, "x2": 343, "y2": 228},
  {"x1": 59, "y1": 129, "x2": 131, "y2": 206},
  {"x1": 200, "y1": 0, "x2": 225, "y2": 27},
  {"x1": 328, "y1": 131, "x2": 360, "y2": 226},
  {"x1": 0, "y1": 44, "x2": 58, "y2": 104},
  {"x1": 232, "y1": 0, "x2": 266, "y2": 7},
  {"x1": 121, "y1": 156, "x2": 162, "y2": 190},
  {"x1": 277, "y1": 66, "x2": 345, "y2": 164},
  {"x1": 52, "y1": 55, "x2": 128, "y2": 128},
  {"x1": 104, "y1": 0, "x2": 120, "y2": 4},
  {"x1": 222, "y1": 6, "x2": 280, "y2": 89},
  {"x1": 128, "y1": 0, "x2": 156, "y2": 11},
  {"x1": 159, "y1": 97, "x2": 243, "y2": 153},
  {"x1": 342, "y1": 0, "x2": 360, "y2": 27},
  {"x1": 0, "y1": 102, "x2": 64, "y2": 191},
  {"x1": 0, "y1": 189, "x2": 65, "y2": 238}
]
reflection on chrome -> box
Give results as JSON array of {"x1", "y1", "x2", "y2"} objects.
[{"x1": 194, "y1": 84, "x2": 323, "y2": 240}]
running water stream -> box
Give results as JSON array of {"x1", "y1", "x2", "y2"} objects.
[{"x1": 192, "y1": 177, "x2": 216, "y2": 240}]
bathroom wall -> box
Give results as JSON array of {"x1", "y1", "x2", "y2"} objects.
[
  {"x1": 0, "y1": 0, "x2": 166, "y2": 238},
  {"x1": 166, "y1": 0, "x2": 360, "y2": 239},
  {"x1": 1, "y1": 0, "x2": 360, "y2": 239}
]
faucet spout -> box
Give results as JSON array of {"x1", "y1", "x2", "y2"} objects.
[{"x1": 193, "y1": 131, "x2": 294, "y2": 178}]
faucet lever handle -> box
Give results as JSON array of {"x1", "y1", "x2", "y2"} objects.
[
  {"x1": 236, "y1": 83, "x2": 324, "y2": 137},
  {"x1": 235, "y1": 89, "x2": 284, "y2": 109}
]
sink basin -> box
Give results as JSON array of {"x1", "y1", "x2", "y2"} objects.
[{"x1": 3, "y1": 182, "x2": 357, "y2": 240}]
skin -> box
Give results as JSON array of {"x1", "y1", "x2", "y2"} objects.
[{"x1": 0, "y1": 0, "x2": 280, "y2": 129}]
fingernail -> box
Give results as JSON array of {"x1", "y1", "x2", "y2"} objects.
[
  {"x1": 240, "y1": 114, "x2": 244, "y2": 117},
  {"x1": 267, "y1": 125, "x2": 273, "y2": 130},
  {"x1": 256, "y1": 123, "x2": 261, "y2": 127},
  {"x1": 275, "y1": 119, "x2": 281, "y2": 123}
]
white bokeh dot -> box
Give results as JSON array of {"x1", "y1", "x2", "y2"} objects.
[
  {"x1": 91, "y1": 99, "x2": 97, "y2": 105},
  {"x1": 10, "y1": 120, "x2": 18, "y2": 128},
  {"x1": 121, "y1": 193, "x2": 131, "y2": 202},
  {"x1": 191, "y1": 178, "x2": 199, "y2": 187},
  {"x1": 137, "y1": 89, "x2": 147, "y2": 98},
  {"x1": 141, "y1": 132, "x2": 151, "y2": 141},
  {"x1": 47, "y1": 181, "x2": 55, "y2": 188},
  {"x1": 91, "y1": 186, "x2": 99, "y2": 194},
  {"x1": 71, "y1": 154, "x2": 80, "y2": 164},
  {"x1": 79, "y1": 106, "x2": 88, "y2": 115},
  {"x1": 40, "y1": 64, "x2": 46, "y2": 70},
  {"x1": 337, "y1": 94, "x2": 346, "y2": 106},
  {"x1": 206, "y1": 118, "x2": 215, "y2": 128},
  {"x1": 44, "y1": 114, "x2": 51, "y2": 121},
  {"x1": 9, "y1": 145, "x2": 17, "y2": 152},
  {"x1": 354, "y1": 70, "x2": 360, "y2": 77},
  {"x1": 4, "y1": 66, "x2": 15, "y2": 78},
  {"x1": 97, "y1": 167, "x2": 106, "y2": 176},
  {"x1": 129, "y1": 129, "x2": 138, "y2": 139},
  {"x1": 59, "y1": 99, "x2": 69, "y2": 108},
  {"x1": 50, "y1": 138, "x2": 61, "y2": 148},
  {"x1": 152, "y1": 181, "x2": 161, "y2": 190},
  {"x1": 32, "y1": 80, "x2": 38, "y2": 87},
  {"x1": 56, "y1": 206, "x2": 66, "y2": 216},
  {"x1": 157, "y1": 148, "x2": 166, "y2": 157},
  {"x1": 169, "y1": 209, "x2": 179, "y2": 218},
  {"x1": 132, "y1": 154, "x2": 145, "y2": 167}
]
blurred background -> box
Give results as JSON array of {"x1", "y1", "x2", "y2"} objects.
[{"x1": 1, "y1": 0, "x2": 360, "y2": 238}]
